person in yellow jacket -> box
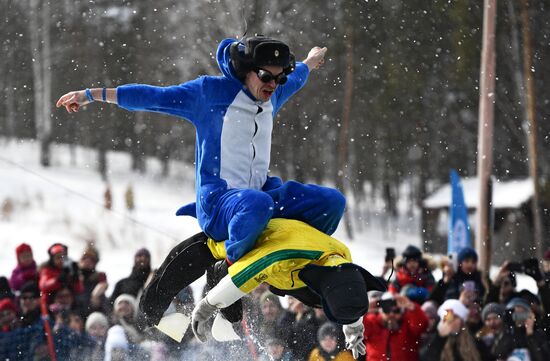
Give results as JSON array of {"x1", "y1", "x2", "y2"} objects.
[
  {"x1": 192, "y1": 218, "x2": 385, "y2": 358},
  {"x1": 139, "y1": 218, "x2": 384, "y2": 358},
  {"x1": 308, "y1": 322, "x2": 356, "y2": 361}
]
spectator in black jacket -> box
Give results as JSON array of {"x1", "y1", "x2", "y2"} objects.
[
  {"x1": 484, "y1": 262, "x2": 520, "y2": 305},
  {"x1": 17, "y1": 281, "x2": 41, "y2": 327},
  {"x1": 475, "y1": 302, "x2": 513, "y2": 361},
  {"x1": 429, "y1": 247, "x2": 486, "y2": 305},
  {"x1": 109, "y1": 248, "x2": 153, "y2": 305},
  {"x1": 279, "y1": 296, "x2": 320, "y2": 361},
  {"x1": 503, "y1": 297, "x2": 550, "y2": 361}
]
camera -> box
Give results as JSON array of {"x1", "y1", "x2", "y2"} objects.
[
  {"x1": 385, "y1": 248, "x2": 396, "y2": 262},
  {"x1": 377, "y1": 299, "x2": 399, "y2": 313},
  {"x1": 507, "y1": 262, "x2": 524, "y2": 273}
]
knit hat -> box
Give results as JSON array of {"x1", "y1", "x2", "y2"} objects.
[
  {"x1": 81, "y1": 242, "x2": 99, "y2": 262},
  {"x1": 114, "y1": 294, "x2": 137, "y2": 318},
  {"x1": 317, "y1": 322, "x2": 339, "y2": 341},
  {"x1": 506, "y1": 297, "x2": 531, "y2": 312},
  {"x1": 135, "y1": 248, "x2": 151, "y2": 259},
  {"x1": 402, "y1": 245, "x2": 422, "y2": 261},
  {"x1": 85, "y1": 312, "x2": 109, "y2": 333},
  {"x1": 481, "y1": 302, "x2": 505, "y2": 321},
  {"x1": 16, "y1": 243, "x2": 33, "y2": 258},
  {"x1": 20, "y1": 281, "x2": 40, "y2": 298},
  {"x1": 437, "y1": 299, "x2": 469, "y2": 321},
  {"x1": 457, "y1": 247, "x2": 478, "y2": 264},
  {"x1": 0, "y1": 298, "x2": 17, "y2": 313},
  {"x1": 48, "y1": 243, "x2": 67, "y2": 257}
]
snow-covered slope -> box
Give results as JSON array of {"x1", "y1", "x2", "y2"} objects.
[{"x1": 0, "y1": 138, "x2": 457, "y2": 299}]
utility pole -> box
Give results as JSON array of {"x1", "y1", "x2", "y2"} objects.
[
  {"x1": 476, "y1": 0, "x2": 497, "y2": 274},
  {"x1": 519, "y1": 0, "x2": 544, "y2": 260}
]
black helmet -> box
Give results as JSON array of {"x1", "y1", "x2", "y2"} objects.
[
  {"x1": 299, "y1": 263, "x2": 386, "y2": 324},
  {"x1": 230, "y1": 35, "x2": 296, "y2": 81}
]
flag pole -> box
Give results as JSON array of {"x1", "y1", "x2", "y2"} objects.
[{"x1": 476, "y1": 0, "x2": 497, "y2": 275}]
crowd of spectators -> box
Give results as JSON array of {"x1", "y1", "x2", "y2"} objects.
[{"x1": 1, "y1": 241, "x2": 550, "y2": 361}]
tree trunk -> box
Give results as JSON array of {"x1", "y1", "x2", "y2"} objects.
[
  {"x1": 29, "y1": 0, "x2": 52, "y2": 166},
  {"x1": 519, "y1": 0, "x2": 545, "y2": 257},
  {"x1": 336, "y1": 25, "x2": 354, "y2": 240},
  {"x1": 131, "y1": 112, "x2": 147, "y2": 173}
]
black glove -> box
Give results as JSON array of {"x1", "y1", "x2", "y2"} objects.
[
  {"x1": 523, "y1": 258, "x2": 543, "y2": 282},
  {"x1": 206, "y1": 260, "x2": 243, "y2": 323}
]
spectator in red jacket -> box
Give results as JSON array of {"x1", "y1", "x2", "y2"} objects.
[
  {"x1": 38, "y1": 243, "x2": 83, "y2": 303},
  {"x1": 389, "y1": 245, "x2": 435, "y2": 304},
  {"x1": 363, "y1": 293, "x2": 429, "y2": 361},
  {"x1": 9, "y1": 243, "x2": 38, "y2": 292}
]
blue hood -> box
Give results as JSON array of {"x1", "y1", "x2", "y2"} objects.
[{"x1": 216, "y1": 38, "x2": 242, "y2": 83}]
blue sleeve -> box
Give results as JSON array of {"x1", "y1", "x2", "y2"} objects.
[
  {"x1": 116, "y1": 77, "x2": 205, "y2": 124},
  {"x1": 272, "y1": 62, "x2": 310, "y2": 113}
]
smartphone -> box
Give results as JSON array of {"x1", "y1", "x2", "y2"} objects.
[
  {"x1": 507, "y1": 262, "x2": 524, "y2": 273},
  {"x1": 385, "y1": 247, "x2": 396, "y2": 262}
]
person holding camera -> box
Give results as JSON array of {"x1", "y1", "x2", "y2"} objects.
[
  {"x1": 485, "y1": 261, "x2": 520, "y2": 306},
  {"x1": 38, "y1": 243, "x2": 84, "y2": 304},
  {"x1": 388, "y1": 245, "x2": 435, "y2": 304},
  {"x1": 429, "y1": 247, "x2": 486, "y2": 305},
  {"x1": 362, "y1": 293, "x2": 428, "y2": 361},
  {"x1": 502, "y1": 297, "x2": 550, "y2": 361}
]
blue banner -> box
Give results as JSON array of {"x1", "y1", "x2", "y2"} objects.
[{"x1": 448, "y1": 170, "x2": 471, "y2": 254}]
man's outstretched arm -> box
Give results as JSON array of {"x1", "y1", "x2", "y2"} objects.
[{"x1": 56, "y1": 88, "x2": 117, "y2": 113}]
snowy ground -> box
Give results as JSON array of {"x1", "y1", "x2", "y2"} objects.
[{"x1": 0, "y1": 138, "x2": 537, "y2": 299}]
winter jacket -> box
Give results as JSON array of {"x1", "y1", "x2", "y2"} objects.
[
  {"x1": 363, "y1": 303, "x2": 429, "y2": 361},
  {"x1": 38, "y1": 262, "x2": 83, "y2": 298},
  {"x1": 419, "y1": 331, "x2": 483, "y2": 361},
  {"x1": 76, "y1": 268, "x2": 108, "y2": 316},
  {"x1": 280, "y1": 308, "x2": 321, "y2": 361},
  {"x1": 503, "y1": 325, "x2": 550, "y2": 361},
  {"x1": 388, "y1": 263, "x2": 435, "y2": 295},
  {"x1": 429, "y1": 269, "x2": 486, "y2": 305},
  {"x1": 206, "y1": 218, "x2": 352, "y2": 294},
  {"x1": 308, "y1": 347, "x2": 355, "y2": 361},
  {"x1": 109, "y1": 265, "x2": 152, "y2": 305},
  {"x1": 9, "y1": 261, "x2": 38, "y2": 291}
]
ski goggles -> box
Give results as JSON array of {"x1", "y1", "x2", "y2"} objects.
[{"x1": 255, "y1": 68, "x2": 288, "y2": 85}]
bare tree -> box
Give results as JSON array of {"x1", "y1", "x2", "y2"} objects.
[{"x1": 28, "y1": 0, "x2": 52, "y2": 166}]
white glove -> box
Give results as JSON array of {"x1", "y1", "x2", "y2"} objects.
[
  {"x1": 343, "y1": 318, "x2": 366, "y2": 359},
  {"x1": 191, "y1": 297, "x2": 218, "y2": 342}
]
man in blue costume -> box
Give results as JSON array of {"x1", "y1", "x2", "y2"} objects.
[
  {"x1": 57, "y1": 36, "x2": 346, "y2": 324},
  {"x1": 58, "y1": 36, "x2": 344, "y2": 263}
]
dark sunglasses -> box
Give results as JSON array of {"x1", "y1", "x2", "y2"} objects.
[
  {"x1": 255, "y1": 68, "x2": 287, "y2": 85},
  {"x1": 383, "y1": 307, "x2": 402, "y2": 315}
]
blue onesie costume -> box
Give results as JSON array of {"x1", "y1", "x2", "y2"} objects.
[{"x1": 116, "y1": 38, "x2": 346, "y2": 262}]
